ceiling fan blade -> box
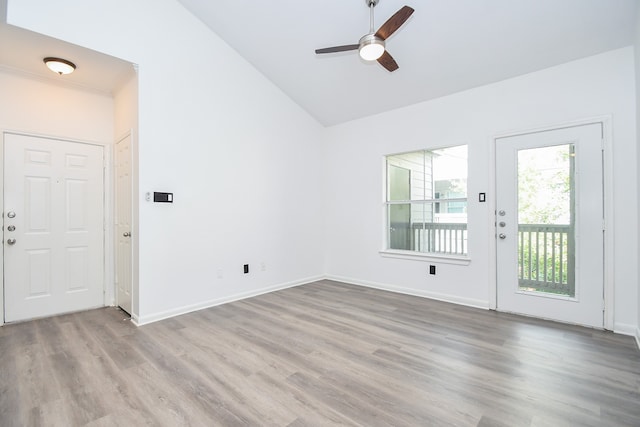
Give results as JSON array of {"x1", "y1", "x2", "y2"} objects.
[
  {"x1": 375, "y1": 6, "x2": 415, "y2": 40},
  {"x1": 377, "y1": 51, "x2": 399, "y2": 72},
  {"x1": 315, "y1": 44, "x2": 359, "y2": 54}
]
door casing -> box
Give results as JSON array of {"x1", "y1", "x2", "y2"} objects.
[
  {"x1": 0, "y1": 129, "x2": 113, "y2": 325},
  {"x1": 490, "y1": 117, "x2": 614, "y2": 330}
]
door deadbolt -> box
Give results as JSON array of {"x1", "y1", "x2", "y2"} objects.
[
  {"x1": 498, "y1": 210, "x2": 506, "y2": 216},
  {"x1": 499, "y1": 222, "x2": 506, "y2": 227},
  {"x1": 7, "y1": 238, "x2": 16, "y2": 245},
  {"x1": 499, "y1": 233, "x2": 506, "y2": 240},
  {"x1": 6, "y1": 211, "x2": 16, "y2": 219}
]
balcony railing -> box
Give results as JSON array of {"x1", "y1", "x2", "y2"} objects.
[
  {"x1": 518, "y1": 223, "x2": 574, "y2": 296},
  {"x1": 392, "y1": 222, "x2": 573, "y2": 296},
  {"x1": 411, "y1": 222, "x2": 468, "y2": 255}
]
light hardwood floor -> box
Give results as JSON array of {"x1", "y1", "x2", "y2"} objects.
[{"x1": 1, "y1": 280, "x2": 639, "y2": 426}]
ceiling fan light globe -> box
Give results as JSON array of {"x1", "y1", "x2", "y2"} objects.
[{"x1": 358, "y1": 35, "x2": 385, "y2": 61}]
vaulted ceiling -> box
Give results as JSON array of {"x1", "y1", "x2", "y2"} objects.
[
  {"x1": 0, "y1": 1, "x2": 636, "y2": 127},
  {"x1": 176, "y1": 0, "x2": 637, "y2": 126}
]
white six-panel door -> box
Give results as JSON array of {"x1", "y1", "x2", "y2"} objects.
[
  {"x1": 4, "y1": 133, "x2": 104, "y2": 322},
  {"x1": 115, "y1": 133, "x2": 132, "y2": 315}
]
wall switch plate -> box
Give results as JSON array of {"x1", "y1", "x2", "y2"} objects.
[
  {"x1": 479, "y1": 192, "x2": 486, "y2": 202},
  {"x1": 243, "y1": 264, "x2": 249, "y2": 274},
  {"x1": 429, "y1": 265, "x2": 436, "y2": 275}
]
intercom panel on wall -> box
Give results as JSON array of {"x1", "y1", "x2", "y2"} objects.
[{"x1": 153, "y1": 192, "x2": 173, "y2": 203}]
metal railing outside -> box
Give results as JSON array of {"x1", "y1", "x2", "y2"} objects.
[
  {"x1": 411, "y1": 222, "x2": 468, "y2": 255},
  {"x1": 518, "y1": 224, "x2": 574, "y2": 296}
]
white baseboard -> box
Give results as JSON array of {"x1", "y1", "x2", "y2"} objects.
[
  {"x1": 636, "y1": 327, "x2": 640, "y2": 351},
  {"x1": 133, "y1": 275, "x2": 324, "y2": 326},
  {"x1": 613, "y1": 322, "x2": 638, "y2": 337},
  {"x1": 130, "y1": 313, "x2": 141, "y2": 325},
  {"x1": 325, "y1": 275, "x2": 490, "y2": 310}
]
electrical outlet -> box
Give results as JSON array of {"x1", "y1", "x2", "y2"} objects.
[
  {"x1": 429, "y1": 265, "x2": 436, "y2": 275},
  {"x1": 243, "y1": 264, "x2": 249, "y2": 274}
]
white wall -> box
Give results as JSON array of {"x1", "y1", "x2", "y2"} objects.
[
  {"x1": 5, "y1": 0, "x2": 326, "y2": 324},
  {"x1": 635, "y1": 4, "x2": 640, "y2": 347},
  {"x1": 0, "y1": 71, "x2": 113, "y2": 141},
  {"x1": 324, "y1": 47, "x2": 638, "y2": 333},
  {"x1": 114, "y1": 73, "x2": 138, "y2": 141}
]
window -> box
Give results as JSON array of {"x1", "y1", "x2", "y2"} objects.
[{"x1": 385, "y1": 145, "x2": 468, "y2": 256}]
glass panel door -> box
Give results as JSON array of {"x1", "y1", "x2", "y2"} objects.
[
  {"x1": 517, "y1": 144, "x2": 575, "y2": 297},
  {"x1": 496, "y1": 124, "x2": 603, "y2": 328}
]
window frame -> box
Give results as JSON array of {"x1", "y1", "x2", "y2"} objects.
[{"x1": 380, "y1": 145, "x2": 471, "y2": 264}]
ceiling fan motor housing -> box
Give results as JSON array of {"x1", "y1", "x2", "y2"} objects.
[{"x1": 358, "y1": 33, "x2": 385, "y2": 61}]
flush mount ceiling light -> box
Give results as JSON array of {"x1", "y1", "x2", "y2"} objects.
[{"x1": 43, "y1": 57, "x2": 76, "y2": 75}]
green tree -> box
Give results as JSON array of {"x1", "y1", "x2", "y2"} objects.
[{"x1": 518, "y1": 145, "x2": 571, "y2": 225}]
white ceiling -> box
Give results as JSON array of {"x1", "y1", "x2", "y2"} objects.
[
  {"x1": 0, "y1": 1, "x2": 636, "y2": 125},
  {"x1": 176, "y1": 0, "x2": 638, "y2": 126}
]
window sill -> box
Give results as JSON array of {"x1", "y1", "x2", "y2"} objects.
[{"x1": 379, "y1": 250, "x2": 471, "y2": 265}]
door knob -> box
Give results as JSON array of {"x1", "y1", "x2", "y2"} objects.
[
  {"x1": 7, "y1": 238, "x2": 16, "y2": 245},
  {"x1": 7, "y1": 225, "x2": 15, "y2": 232},
  {"x1": 6, "y1": 211, "x2": 15, "y2": 219},
  {"x1": 123, "y1": 232, "x2": 131, "y2": 237},
  {"x1": 499, "y1": 233, "x2": 506, "y2": 240},
  {"x1": 498, "y1": 210, "x2": 506, "y2": 216}
]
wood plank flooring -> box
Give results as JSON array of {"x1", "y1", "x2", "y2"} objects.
[{"x1": 1, "y1": 280, "x2": 639, "y2": 426}]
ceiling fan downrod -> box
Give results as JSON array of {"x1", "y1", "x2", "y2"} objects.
[{"x1": 368, "y1": 0, "x2": 379, "y2": 33}]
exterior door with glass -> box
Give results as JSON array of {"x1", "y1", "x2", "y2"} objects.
[{"x1": 495, "y1": 124, "x2": 604, "y2": 328}]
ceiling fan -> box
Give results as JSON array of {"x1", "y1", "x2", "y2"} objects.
[{"x1": 315, "y1": 0, "x2": 414, "y2": 72}]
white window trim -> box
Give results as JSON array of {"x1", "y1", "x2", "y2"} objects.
[{"x1": 379, "y1": 249, "x2": 471, "y2": 265}]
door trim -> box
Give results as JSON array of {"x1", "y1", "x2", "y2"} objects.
[
  {"x1": 0, "y1": 129, "x2": 112, "y2": 325},
  {"x1": 489, "y1": 116, "x2": 613, "y2": 330}
]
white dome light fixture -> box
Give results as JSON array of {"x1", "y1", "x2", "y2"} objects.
[
  {"x1": 359, "y1": 34, "x2": 385, "y2": 61},
  {"x1": 44, "y1": 57, "x2": 76, "y2": 75}
]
